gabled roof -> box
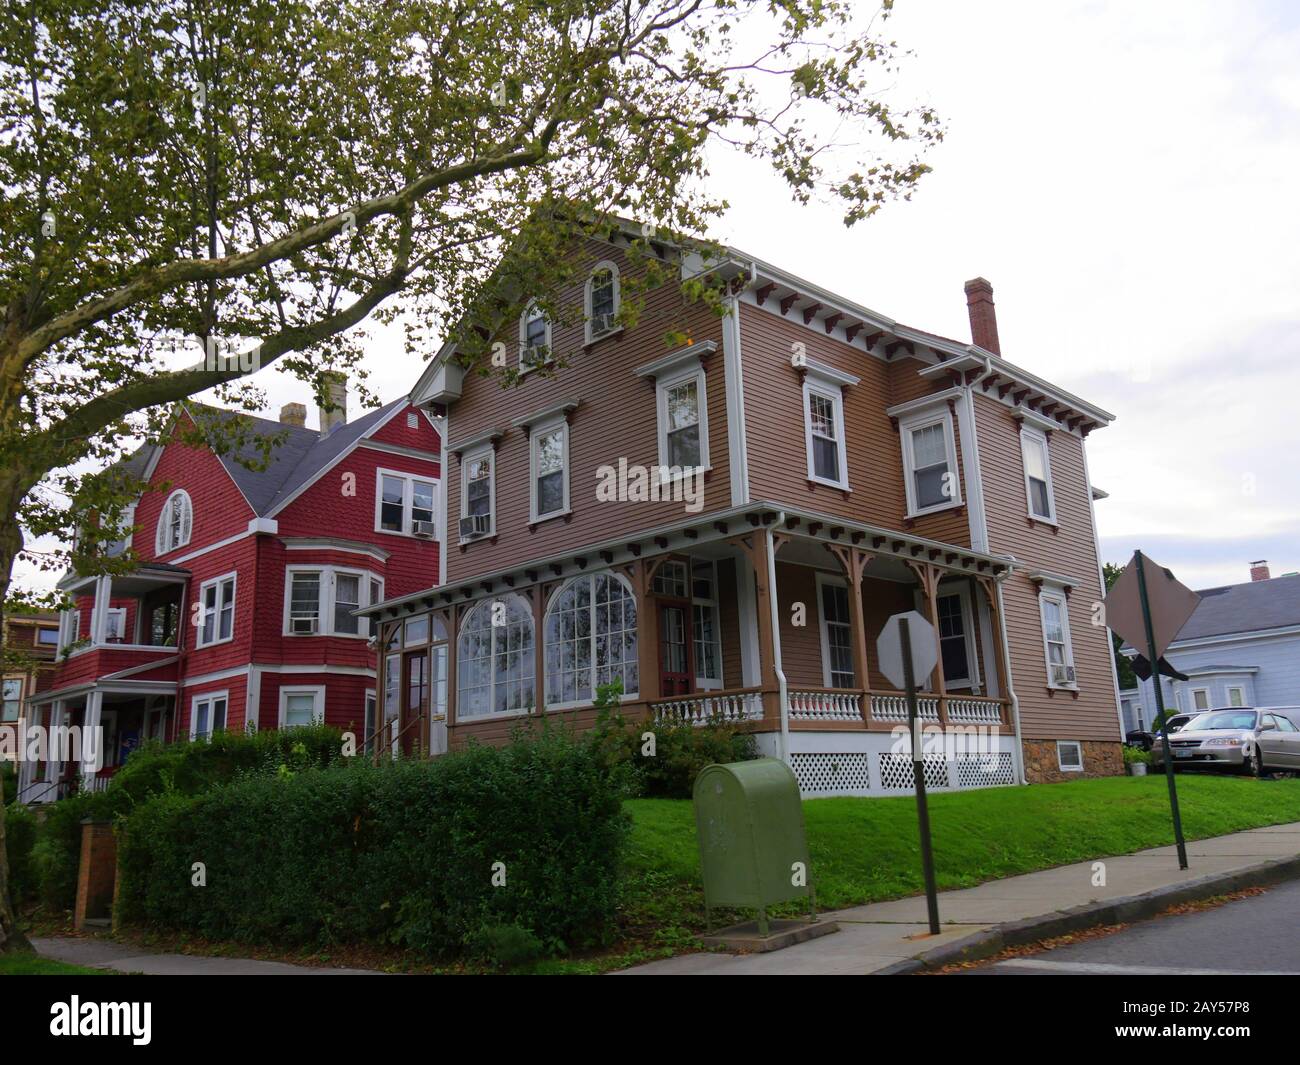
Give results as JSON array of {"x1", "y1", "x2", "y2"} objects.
[
  {"x1": 119, "y1": 397, "x2": 414, "y2": 518},
  {"x1": 1171, "y1": 573, "x2": 1300, "y2": 644}
]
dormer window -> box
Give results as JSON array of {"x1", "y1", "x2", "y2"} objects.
[
  {"x1": 520, "y1": 301, "x2": 551, "y2": 370},
  {"x1": 155, "y1": 489, "x2": 193, "y2": 555},
  {"x1": 585, "y1": 262, "x2": 620, "y2": 343}
]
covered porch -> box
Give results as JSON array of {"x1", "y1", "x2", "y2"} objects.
[
  {"x1": 364, "y1": 505, "x2": 1021, "y2": 795},
  {"x1": 17, "y1": 683, "x2": 176, "y2": 804}
]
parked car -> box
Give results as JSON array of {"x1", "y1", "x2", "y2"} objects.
[{"x1": 1150, "y1": 707, "x2": 1300, "y2": 776}]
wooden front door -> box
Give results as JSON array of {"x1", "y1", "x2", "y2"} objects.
[
  {"x1": 401, "y1": 650, "x2": 428, "y2": 755},
  {"x1": 658, "y1": 602, "x2": 693, "y2": 696}
]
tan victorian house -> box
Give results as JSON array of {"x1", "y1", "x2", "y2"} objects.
[{"x1": 363, "y1": 230, "x2": 1123, "y2": 794}]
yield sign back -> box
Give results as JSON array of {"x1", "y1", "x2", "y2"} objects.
[{"x1": 1103, "y1": 552, "x2": 1200, "y2": 660}]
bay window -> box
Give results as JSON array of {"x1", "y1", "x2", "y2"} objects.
[
  {"x1": 376, "y1": 469, "x2": 439, "y2": 537},
  {"x1": 190, "y1": 691, "x2": 228, "y2": 740},
  {"x1": 280, "y1": 686, "x2": 324, "y2": 728},
  {"x1": 197, "y1": 574, "x2": 236, "y2": 648},
  {"x1": 285, "y1": 567, "x2": 382, "y2": 636}
]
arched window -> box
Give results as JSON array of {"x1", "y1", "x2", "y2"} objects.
[
  {"x1": 545, "y1": 573, "x2": 638, "y2": 706},
  {"x1": 584, "y1": 262, "x2": 620, "y2": 343},
  {"x1": 155, "y1": 489, "x2": 193, "y2": 555},
  {"x1": 457, "y1": 594, "x2": 535, "y2": 717},
  {"x1": 519, "y1": 301, "x2": 551, "y2": 370}
]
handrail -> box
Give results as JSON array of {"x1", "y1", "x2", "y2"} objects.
[{"x1": 366, "y1": 712, "x2": 428, "y2": 763}]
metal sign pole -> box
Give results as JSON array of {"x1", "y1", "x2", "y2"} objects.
[
  {"x1": 1136, "y1": 550, "x2": 1189, "y2": 870},
  {"x1": 900, "y1": 616, "x2": 941, "y2": 935}
]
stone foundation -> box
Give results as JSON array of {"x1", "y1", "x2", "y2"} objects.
[{"x1": 1022, "y1": 739, "x2": 1123, "y2": 784}]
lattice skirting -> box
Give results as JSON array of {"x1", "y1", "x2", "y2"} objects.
[
  {"x1": 790, "y1": 752, "x2": 872, "y2": 796},
  {"x1": 787, "y1": 749, "x2": 1016, "y2": 797}
]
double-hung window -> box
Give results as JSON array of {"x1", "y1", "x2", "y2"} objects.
[
  {"x1": 1021, "y1": 426, "x2": 1056, "y2": 522},
  {"x1": 585, "y1": 263, "x2": 621, "y2": 343},
  {"x1": 190, "y1": 691, "x2": 228, "y2": 740},
  {"x1": 801, "y1": 362, "x2": 856, "y2": 489},
  {"x1": 197, "y1": 574, "x2": 236, "y2": 648},
  {"x1": 530, "y1": 420, "x2": 569, "y2": 522},
  {"x1": 2, "y1": 678, "x2": 21, "y2": 723},
  {"x1": 376, "y1": 470, "x2": 438, "y2": 537},
  {"x1": 1039, "y1": 589, "x2": 1077, "y2": 689},
  {"x1": 286, "y1": 567, "x2": 381, "y2": 637},
  {"x1": 900, "y1": 412, "x2": 961, "y2": 516},
  {"x1": 519, "y1": 301, "x2": 551, "y2": 370},
  {"x1": 657, "y1": 370, "x2": 708, "y2": 472},
  {"x1": 460, "y1": 447, "x2": 495, "y2": 539},
  {"x1": 817, "y1": 575, "x2": 855, "y2": 688},
  {"x1": 280, "y1": 686, "x2": 324, "y2": 728},
  {"x1": 935, "y1": 587, "x2": 978, "y2": 690},
  {"x1": 691, "y1": 560, "x2": 723, "y2": 689}
]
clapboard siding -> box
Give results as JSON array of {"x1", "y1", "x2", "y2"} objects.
[
  {"x1": 975, "y1": 395, "x2": 1119, "y2": 741},
  {"x1": 445, "y1": 239, "x2": 730, "y2": 584},
  {"x1": 739, "y1": 302, "x2": 971, "y2": 546}
]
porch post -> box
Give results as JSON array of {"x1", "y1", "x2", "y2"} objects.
[
  {"x1": 81, "y1": 690, "x2": 104, "y2": 784},
  {"x1": 906, "y1": 561, "x2": 949, "y2": 724},
  {"x1": 726, "y1": 530, "x2": 785, "y2": 742},
  {"x1": 828, "y1": 546, "x2": 874, "y2": 717},
  {"x1": 630, "y1": 559, "x2": 661, "y2": 707},
  {"x1": 90, "y1": 575, "x2": 112, "y2": 645},
  {"x1": 977, "y1": 576, "x2": 1012, "y2": 724},
  {"x1": 531, "y1": 585, "x2": 547, "y2": 717},
  {"x1": 48, "y1": 699, "x2": 66, "y2": 794}
]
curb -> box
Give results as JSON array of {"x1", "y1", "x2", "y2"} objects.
[{"x1": 873, "y1": 852, "x2": 1300, "y2": 975}]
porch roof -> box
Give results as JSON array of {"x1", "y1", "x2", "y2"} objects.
[
  {"x1": 27, "y1": 677, "x2": 178, "y2": 707},
  {"x1": 358, "y1": 501, "x2": 1018, "y2": 624},
  {"x1": 58, "y1": 561, "x2": 191, "y2": 596}
]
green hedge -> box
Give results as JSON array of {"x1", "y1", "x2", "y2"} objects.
[
  {"x1": 25, "y1": 726, "x2": 347, "y2": 911},
  {"x1": 117, "y1": 730, "x2": 629, "y2": 960},
  {"x1": 4, "y1": 800, "x2": 39, "y2": 904}
]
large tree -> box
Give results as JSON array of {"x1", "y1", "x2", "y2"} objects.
[{"x1": 0, "y1": 0, "x2": 940, "y2": 951}]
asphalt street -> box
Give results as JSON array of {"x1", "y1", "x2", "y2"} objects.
[{"x1": 961, "y1": 878, "x2": 1300, "y2": 975}]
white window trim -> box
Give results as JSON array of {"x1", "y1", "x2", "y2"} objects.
[
  {"x1": 456, "y1": 593, "x2": 535, "y2": 721},
  {"x1": 528, "y1": 416, "x2": 571, "y2": 524},
  {"x1": 459, "y1": 444, "x2": 496, "y2": 542},
  {"x1": 283, "y1": 565, "x2": 382, "y2": 638},
  {"x1": 374, "y1": 467, "x2": 440, "y2": 538},
  {"x1": 936, "y1": 584, "x2": 981, "y2": 692},
  {"x1": 155, "y1": 489, "x2": 193, "y2": 555},
  {"x1": 1056, "y1": 739, "x2": 1084, "y2": 772},
  {"x1": 655, "y1": 364, "x2": 711, "y2": 479},
  {"x1": 189, "y1": 689, "x2": 230, "y2": 741},
  {"x1": 1226, "y1": 685, "x2": 1247, "y2": 708},
  {"x1": 195, "y1": 572, "x2": 237, "y2": 649},
  {"x1": 1190, "y1": 686, "x2": 1212, "y2": 712},
  {"x1": 542, "y1": 572, "x2": 641, "y2": 711},
  {"x1": 816, "y1": 572, "x2": 855, "y2": 689},
  {"x1": 1020, "y1": 425, "x2": 1058, "y2": 524},
  {"x1": 899, "y1": 408, "x2": 962, "y2": 518},
  {"x1": 279, "y1": 685, "x2": 326, "y2": 728},
  {"x1": 518, "y1": 300, "x2": 552, "y2": 373},
  {"x1": 803, "y1": 378, "x2": 850, "y2": 490},
  {"x1": 1038, "y1": 586, "x2": 1078, "y2": 690},
  {"x1": 103, "y1": 607, "x2": 128, "y2": 643},
  {"x1": 584, "y1": 261, "x2": 622, "y2": 344}
]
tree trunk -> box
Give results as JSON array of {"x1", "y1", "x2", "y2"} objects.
[{"x1": 0, "y1": 480, "x2": 33, "y2": 953}]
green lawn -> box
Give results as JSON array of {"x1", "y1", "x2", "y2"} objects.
[
  {"x1": 0, "y1": 952, "x2": 108, "y2": 976},
  {"x1": 617, "y1": 774, "x2": 1300, "y2": 946}
]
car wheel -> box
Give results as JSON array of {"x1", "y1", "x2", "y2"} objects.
[{"x1": 1250, "y1": 746, "x2": 1269, "y2": 779}]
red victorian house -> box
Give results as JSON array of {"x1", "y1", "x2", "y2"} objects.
[{"x1": 16, "y1": 385, "x2": 443, "y2": 803}]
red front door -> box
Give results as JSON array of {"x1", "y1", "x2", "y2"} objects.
[
  {"x1": 658, "y1": 602, "x2": 693, "y2": 696},
  {"x1": 402, "y1": 650, "x2": 427, "y2": 754}
]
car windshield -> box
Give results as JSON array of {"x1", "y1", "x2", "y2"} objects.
[{"x1": 1189, "y1": 711, "x2": 1258, "y2": 731}]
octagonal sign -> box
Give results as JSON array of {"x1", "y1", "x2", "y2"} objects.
[{"x1": 876, "y1": 610, "x2": 939, "y2": 691}]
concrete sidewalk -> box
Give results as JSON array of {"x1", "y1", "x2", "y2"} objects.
[
  {"x1": 618, "y1": 820, "x2": 1300, "y2": 975},
  {"x1": 34, "y1": 936, "x2": 383, "y2": 975}
]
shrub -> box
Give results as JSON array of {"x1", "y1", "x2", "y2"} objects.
[
  {"x1": 4, "y1": 799, "x2": 39, "y2": 904},
  {"x1": 588, "y1": 684, "x2": 759, "y2": 799},
  {"x1": 467, "y1": 923, "x2": 546, "y2": 969},
  {"x1": 116, "y1": 728, "x2": 629, "y2": 959},
  {"x1": 1123, "y1": 745, "x2": 1152, "y2": 766}
]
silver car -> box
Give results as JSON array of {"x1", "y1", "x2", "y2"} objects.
[{"x1": 1150, "y1": 707, "x2": 1300, "y2": 776}]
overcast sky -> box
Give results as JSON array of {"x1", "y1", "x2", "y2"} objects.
[{"x1": 17, "y1": 0, "x2": 1298, "y2": 596}]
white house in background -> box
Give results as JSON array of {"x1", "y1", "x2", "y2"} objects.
[{"x1": 1123, "y1": 562, "x2": 1300, "y2": 726}]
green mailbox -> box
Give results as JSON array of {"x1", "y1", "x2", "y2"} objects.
[{"x1": 693, "y1": 758, "x2": 816, "y2": 934}]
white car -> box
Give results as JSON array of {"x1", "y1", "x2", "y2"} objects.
[{"x1": 1150, "y1": 707, "x2": 1300, "y2": 776}]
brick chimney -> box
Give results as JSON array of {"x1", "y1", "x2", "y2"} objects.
[
  {"x1": 1250, "y1": 560, "x2": 1270, "y2": 583},
  {"x1": 964, "y1": 277, "x2": 1001, "y2": 355},
  {"x1": 318, "y1": 372, "x2": 348, "y2": 435},
  {"x1": 279, "y1": 402, "x2": 307, "y2": 428}
]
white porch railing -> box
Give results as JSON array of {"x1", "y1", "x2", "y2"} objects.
[
  {"x1": 869, "y1": 693, "x2": 940, "y2": 722},
  {"x1": 652, "y1": 689, "x2": 764, "y2": 726},
  {"x1": 946, "y1": 696, "x2": 1004, "y2": 725},
  {"x1": 789, "y1": 689, "x2": 863, "y2": 722}
]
